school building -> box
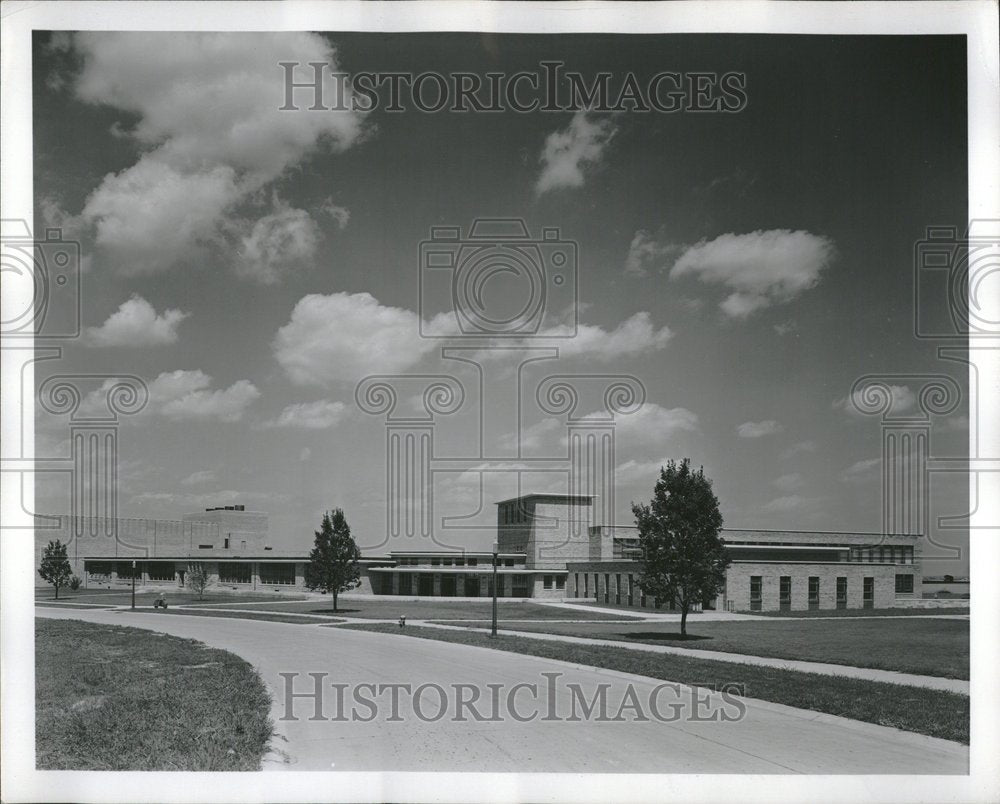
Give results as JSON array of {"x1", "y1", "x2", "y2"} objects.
[{"x1": 35, "y1": 493, "x2": 922, "y2": 611}]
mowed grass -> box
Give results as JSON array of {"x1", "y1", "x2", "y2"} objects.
[
  {"x1": 147, "y1": 608, "x2": 344, "y2": 625},
  {"x1": 36, "y1": 619, "x2": 272, "y2": 770},
  {"x1": 34, "y1": 588, "x2": 305, "y2": 606},
  {"x1": 431, "y1": 617, "x2": 969, "y2": 679},
  {"x1": 342, "y1": 623, "x2": 969, "y2": 744},
  {"x1": 187, "y1": 598, "x2": 641, "y2": 621}
]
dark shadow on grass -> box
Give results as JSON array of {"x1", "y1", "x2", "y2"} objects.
[
  {"x1": 308, "y1": 608, "x2": 361, "y2": 615},
  {"x1": 617, "y1": 632, "x2": 712, "y2": 642}
]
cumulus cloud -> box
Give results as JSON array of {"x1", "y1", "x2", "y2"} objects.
[
  {"x1": 61, "y1": 32, "x2": 366, "y2": 276},
  {"x1": 180, "y1": 470, "x2": 218, "y2": 486},
  {"x1": 834, "y1": 384, "x2": 915, "y2": 418},
  {"x1": 623, "y1": 230, "x2": 683, "y2": 278},
  {"x1": 840, "y1": 458, "x2": 882, "y2": 482},
  {"x1": 263, "y1": 400, "x2": 347, "y2": 429},
  {"x1": 500, "y1": 404, "x2": 697, "y2": 456},
  {"x1": 772, "y1": 472, "x2": 804, "y2": 492},
  {"x1": 274, "y1": 292, "x2": 674, "y2": 386},
  {"x1": 760, "y1": 494, "x2": 816, "y2": 514},
  {"x1": 81, "y1": 369, "x2": 259, "y2": 422},
  {"x1": 235, "y1": 198, "x2": 325, "y2": 284},
  {"x1": 535, "y1": 111, "x2": 616, "y2": 195},
  {"x1": 274, "y1": 292, "x2": 441, "y2": 385},
  {"x1": 474, "y1": 312, "x2": 674, "y2": 362},
  {"x1": 86, "y1": 295, "x2": 189, "y2": 347},
  {"x1": 780, "y1": 440, "x2": 817, "y2": 459},
  {"x1": 736, "y1": 419, "x2": 784, "y2": 438},
  {"x1": 669, "y1": 229, "x2": 835, "y2": 318}
]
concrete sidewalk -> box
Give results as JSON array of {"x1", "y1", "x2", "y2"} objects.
[{"x1": 416, "y1": 622, "x2": 969, "y2": 694}]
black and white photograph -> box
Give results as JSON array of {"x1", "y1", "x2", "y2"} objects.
[{"x1": 1, "y1": 2, "x2": 998, "y2": 802}]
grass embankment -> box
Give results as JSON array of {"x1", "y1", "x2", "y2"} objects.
[
  {"x1": 36, "y1": 619, "x2": 273, "y2": 770},
  {"x1": 341, "y1": 623, "x2": 969, "y2": 744},
  {"x1": 186, "y1": 598, "x2": 641, "y2": 621},
  {"x1": 429, "y1": 617, "x2": 969, "y2": 679}
]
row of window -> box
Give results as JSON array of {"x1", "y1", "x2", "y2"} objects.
[
  {"x1": 541, "y1": 575, "x2": 566, "y2": 590},
  {"x1": 85, "y1": 561, "x2": 298, "y2": 585},
  {"x1": 498, "y1": 503, "x2": 528, "y2": 525},
  {"x1": 748, "y1": 574, "x2": 914, "y2": 609},
  {"x1": 390, "y1": 573, "x2": 532, "y2": 597},
  {"x1": 572, "y1": 572, "x2": 672, "y2": 609},
  {"x1": 847, "y1": 546, "x2": 914, "y2": 564}
]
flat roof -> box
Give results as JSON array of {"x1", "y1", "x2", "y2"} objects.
[{"x1": 494, "y1": 493, "x2": 596, "y2": 506}]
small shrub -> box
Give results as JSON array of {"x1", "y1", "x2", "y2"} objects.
[{"x1": 69, "y1": 575, "x2": 82, "y2": 591}]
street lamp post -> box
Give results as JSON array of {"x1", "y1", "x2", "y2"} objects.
[
  {"x1": 131, "y1": 560, "x2": 136, "y2": 610},
  {"x1": 491, "y1": 542, "x2": 499, "y2": 638}
]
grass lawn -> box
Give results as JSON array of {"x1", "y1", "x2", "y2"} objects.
[
  {"x1": 145, "y1": 609, "x2": 344, "y2": 625},
  {"x1": 34, "y1": 588, "x2": 305, "y2": 606},
  {"x1": 36, "y1": 619, "x2": 273, "y2": 770},
  {"x1": 342, "y1": 623, "x2": 969, "y2": 743},
  {"x1": 430, "y1": 617, "x2": 969, "y2": 679},
  {"x1": 187, "y1": 598, "x2": 641, "y2": 621},
  {"x1": 739, "y1": 607, "x2": 971, "y2": 618}
]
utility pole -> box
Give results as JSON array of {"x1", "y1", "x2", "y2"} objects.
[
  {"x1": 131, "y1": 559, "x2": 136, "y2": 610},
  {"x1": 491, "y1": 542, "x2": 499, "y2": 638}
]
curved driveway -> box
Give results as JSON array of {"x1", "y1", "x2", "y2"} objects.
[{"x1": 35, "y1": 607, "x2": 967, "y2": 774}]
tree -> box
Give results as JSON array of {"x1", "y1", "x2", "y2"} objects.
[
  {"x1": 632, "y1": 459, "x2": 730, "y2": 637},
  {"x1": 304, "y1": 509, "x2": 361, "y2": 611},
  {"x1": 186, "y1": 562, "x2": 212, "y2": 600},
  {"x1": 38, "y1": 540, "x2": 73, "y2": 600}
]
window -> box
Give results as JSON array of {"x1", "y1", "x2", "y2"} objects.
[
  {"x1": 456, "y1": 557, "x2": 465, "y2": 566},
  {"x1": 505, "y1": 559, "x2": 516, "y2": 567},
  {"x1": 583, "y1": 573, "x2": 589, "y2": 597},
  {"x1": 218, "y1": 562, "x2": 252, "y2": 584},
  {"x1": 223, "y1": 538, "x2": 230, "y2": 549},
  {"x1": 198, "y1": 544, "x2": 213, "y2": 549},
  {"x1": 398, "y1": 573, "x2": 412, "y2": 595},
  {"x1": 85, "y1": 560, "x2": 113, "y2": 578},
  {"x1": 468, "y1": 558, "x2": 478, "y2": 567},
  {"x1": 808, "y1": 576, "x2": 820, "y2": 610},
  {"x1": 147, "y1": 562, "x2": 175, "y2": 582},
  {"x1": 779, "y1": 576, "x2": 791, "y2": 611},
  {"x1": 431, "y1": 557, "x2": 441, "y2": 566},
  {"x1": 604, "y1": 573, "x2": 610, "y2": 604},
  {"x1": 863, "y1": 576, "x2": 874, "y2": 608},
  {"x1": 443, "y1": 557, "x2": 453, "y2": 566},
  {"x1": 116, "y1": 561, "x2": 141, "y2": 580},
  {"x1": 556, "y1": 575, "x2": 565, "y2": 590},
  {"x1": 836, "y1": 577, "x2": 848, "y2": 609},
  {"x1": 593, "y1": 573, "x2": 599, "y2": 600},
  {"x1": 511, "y1": 575, "x2": 530, "y2": 597},
  {"x1": 627, "y1": 574, "x2": 635, "y2": 606},
  {"x1": 615, "y1": 573, "x2": 622, "y2": 604},
  {"x1": 543, "y1": 575, "x2": 553, "y2": 590},
  {"x1": 749, "y1": 576, "x2": 762, "y2": 611},
  {"x1": 640, "y1": 586, "x2": 647, "y2": 608},
  {"x1": 259, "y1": 563, "x2": 296, "y2": 585},
  {"x1": 895, "y1": 574, "x2": 914, "y2": 594}
]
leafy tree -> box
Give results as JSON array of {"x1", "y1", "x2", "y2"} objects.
[
  {"x1": 304, "y1": 509, "x2": 361, "y2": 611},
  {"x1": 186, "y1": 562, "x2": 212, "y2": 600},
  {"x1": 38, "y1": 540, "x2": 73, "y2": 599},
  {"x1": 632, "y1": 459, "x2": 730, "y2": 637}
]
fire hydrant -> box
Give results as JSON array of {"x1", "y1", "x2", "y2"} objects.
[{"x1": 398, "y1": 615, "x2": 406, "y2": 628}]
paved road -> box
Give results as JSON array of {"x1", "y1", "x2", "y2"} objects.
[{"x1": 35, "y1": 607, "x2": 967, "y2": 774}]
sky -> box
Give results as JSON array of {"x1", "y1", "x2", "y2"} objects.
[{"x1": 32, "y1": 32, "x2": 970, "y2": 572}]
